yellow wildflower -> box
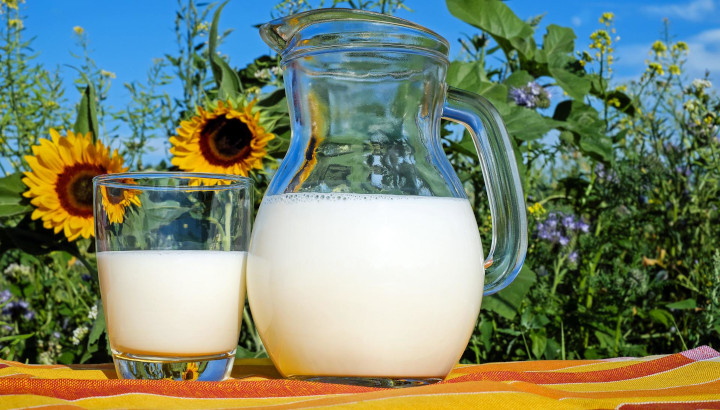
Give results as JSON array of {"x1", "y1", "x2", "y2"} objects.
[
  {"x1": 527, "y1": 202, "x2": 546, "y2": 217},
  {"x1": 599, "y1": 12, "x2": 614, "y2": 26},
  {"x1": 669, "y1": 64, "x2": 681, "y2": 76},
  {"x1": 73, "y1": 26, "x2": 84, "y2": 35},
  {"x1": 608, "y1": 97, "x2": 621, "y2": 108},
  {"x1": 100, "y1": 70, "x2": 116, "y2": 79},
  {"x1": 589, "y1": 30, "x2": 612, "y2": 54},
  {"x1": 1, "y1": 0, "x2": 22, "y2": 10},
  {"x1": 648, "y1": 62, "x2": 664, "y2": 76},
  {"x1": 651, "y1": 40, "x2": 667, "y2": 57},
  {"x1": 8, "y1": 18, "x2": 22, "y2": 29},
  {"x1": 616, "y1": 85, "x2": 628, "y2": 92},
  {"x1": 672, "y1": 41, "x2": 689, "y2": 53}
]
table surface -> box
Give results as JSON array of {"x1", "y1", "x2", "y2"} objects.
[{"x1": 2, "y1": 346, "x2": 720, "y2": 409}]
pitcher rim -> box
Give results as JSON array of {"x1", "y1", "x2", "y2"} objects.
[{"x1": 260, "y1": 8, "x2": 450, "y2": 57}]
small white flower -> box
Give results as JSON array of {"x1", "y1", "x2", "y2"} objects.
[
  {"x1": 253, "y1": 68, "x2": 271, "y2": 80},
  {"x1": 692, "y1": 79, "x2": 712, "y2": 90},
  {"x1": 88, "y1": 305, "x2": 98, "y2": 320},
  {"x1": 71, "y1": 326, "x2": 88, "y2": 345},
  {"x1": 270, "y1": 66, "x2": 283, "y2": 76},
  {"x1": 3, "y1": 263, "x2": 31, "y2": 278},
  {"x1": 38, "y1": 351, "x2": 53, "y2": 365}
]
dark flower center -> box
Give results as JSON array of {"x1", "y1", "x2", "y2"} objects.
[
  {"x1": 199, "y1": 116, "x2": 253, "y2": 166},
  {"x1": 104, "y1": 186, "x2": 126, "y2": 205},
  {"x1": 56, "y1": 164, "x2": 105, "y2": 217}
]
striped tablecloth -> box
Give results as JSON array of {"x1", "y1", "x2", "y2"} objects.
[{"x1": 1, "y1": 346, "x2": 720, "y2": 409}]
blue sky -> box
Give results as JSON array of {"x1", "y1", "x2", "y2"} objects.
[{"x1": 18, "y1": 0, "x2": 720, "y2": 135}]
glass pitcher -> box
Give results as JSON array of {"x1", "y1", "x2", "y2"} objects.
[{"x1": 247, "y1": 8, "x2": 527, "y2": 387}]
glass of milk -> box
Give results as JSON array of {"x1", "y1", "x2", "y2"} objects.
[{"x1": 93, "y1": 172, "x2": 252, "y2": 381}]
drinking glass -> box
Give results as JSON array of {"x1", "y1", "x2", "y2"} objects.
[{"x1": 93, "y1": 172, "x2": 252, "y2": 381}]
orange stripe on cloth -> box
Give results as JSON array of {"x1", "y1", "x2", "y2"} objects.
[
  {"x1": 0, "y1": 378, "x2": 377, "y2": 400},
  {"x1": 445, "y1": 351, "x2": 698, "y2": 385}
]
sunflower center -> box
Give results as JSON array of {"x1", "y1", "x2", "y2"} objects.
[
  {"x1": 103, "y1": 186, "x2": 126, "y2": 205},
  {"x1": 199, "y1": 116, "x2": 253, "y2": 166},
  {"x1": 56, "y1": 164, "x2": 105, "y2": 218}
]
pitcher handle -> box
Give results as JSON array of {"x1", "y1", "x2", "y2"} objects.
[{"x1": 442, "y1": 86, "x2": 528, "y2": 295}]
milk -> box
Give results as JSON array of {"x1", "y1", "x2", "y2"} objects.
[
  {"x1": 247, "y1": 193, "x2": 484, "y2": 378},
  {"x1": 97, "y1": 250, "x2": 246, "y2": 357}
]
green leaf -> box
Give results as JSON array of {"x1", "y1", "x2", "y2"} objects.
[
  {"x1": 482, "y1": 265, "x2": 537, "y2": 320},
  {"x1": 88, "y1": 301, "x2": 106, "y2": 345},
  {"x1": 649, "y1": 308, "x2": 674, "y2": 327},
  {"x1": 0, "y1": 172, "x2": 31, "y2": 218},
  {"x1": 447, "y1": 63, "x2": 511, "y2": 116},
  {"x1": 558, "y1": 101, "x2": 613, "y2": 161},
  {"x1": 73, "y1": 83, "x2": 99, "y2": 143},
  {"x1": 446, "y1": 0, "x2": 535, "y2": 59},
  {"x1": 478, "y1": 319, "x2": 493, "y2": 351},
  {"x1": 530, "y1": 329, "x2": 547, "y2": 359},
  {"x1": 549, "y1": 66, "x2": 591, "y2": 101},
  {"x1": 447, "y1": 61, "x2": 486, "y2": 89},
  {"x1": 0, "y1": 333, "x2": 33, "y2": 343},
  {"x1": 209, "y1": 0, "x2": 242, "y2": 99},
  {"x1": 504, "y1": 106, "x2": 557, "y2": 141},
  {"x1": 666, "y1": 299, "x2": 697, "y2": 310},
  {"x1": 578, "y1": 133, "x2": 613, "y2": 161},
  {"x1": 542, "y1": 24, "x2": 576, "y2": 65},
  {"x1": 256, "y1": 88, "x2": 287, "y2": 109},
  {"x1": 57, "y1": 352, "x2": 76, "y2": 365},
  {"x1": 594, "y1": 330, "x2": 615, "y2": 349}
]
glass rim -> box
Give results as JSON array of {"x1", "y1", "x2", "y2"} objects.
[{"x1": 93, "y1": 172, "x2": 253, "y2": 191}]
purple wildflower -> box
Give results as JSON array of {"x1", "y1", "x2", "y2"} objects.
[
  {"x1": 562, "y1": 215, "x2": 576, "y2": 229},
  {"x1": 575, "y1": 219, "x2": 590, "y2": 233},
  {"x1": 2, "y1": 298, "x2": 34, "y2": 320},
  {"x1": 81, "y1": 274, "x2": 92, "y2": 282},
  {"x1": 510, "y1": 87, "x2": 535, "y2": 108},
  {"x1": 510, "y1": 81, "x2": 551, "y2": 109},
  {"x1": 675, "y1": 165, "x2": 691, "y2": 177},
  {"x1": 568, "y1": 250, "x2": 579, "y2": 263},
  {"x1": 0, "y1": 289, "x2": 10, "y2": 304},
  {"x1": 535, "y1": 211, "x2": 590, "y2": 247},
  {"x1": 595, "y1": 163, "x2": 619, "y2": 183},
  {"x1": 53, "y1": 332, "x2": 61, "y2": 339}
]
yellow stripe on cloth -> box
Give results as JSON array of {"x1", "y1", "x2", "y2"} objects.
[{"x1": 553, "y1": 361, "x2": 720, "y2": 392}]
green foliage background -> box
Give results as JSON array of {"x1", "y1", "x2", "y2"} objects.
[{"x1": 1, "y1": 0, "x2": 719, "y2": 365}]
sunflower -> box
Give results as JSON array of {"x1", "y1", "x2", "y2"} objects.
[
  {"x1": 100, "y1": 181, "x2": 141, "y2": 224},
  {"x1": 182, "y1": 362, "x2": 200, "y2": 381},
  {"x1": 169, "y1": 99, "x2": 274, "y2": 182},
  {"x1": 22, "y1": 129, "x2": 127, "y2": 241}
]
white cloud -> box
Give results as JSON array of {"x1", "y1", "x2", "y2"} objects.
[
  {"x1": 684, "y1": 32, "x2": 720, "y2": 79},
  {"x1": 693, "y1": 28, "x2": 720, "y2": 43},
  {"x1": 571, "y1": 16, "x2": 582, "y2": 27},
  {"x1": 643, "y1": 0, "x2": 716, "y2": 22}
]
